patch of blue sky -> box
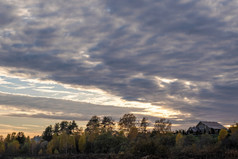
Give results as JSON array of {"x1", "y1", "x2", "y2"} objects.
[{"x1": 0, "y1": 75, "x2": 98, "y2": 102}]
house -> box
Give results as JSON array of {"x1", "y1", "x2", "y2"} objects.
[
  {"x1": 196, "y1": 121, "x2": 226, "y2": 134},
  {"x1": 187, "y1": 121, "x2": 226, "y2": 134}
]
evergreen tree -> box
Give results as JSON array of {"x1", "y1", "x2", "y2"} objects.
[
  {"x1": 68, "y1": 120, "x2": 78, "y2": 134},
  {"x1": 16, "y1": 132, "x2": 26, "y2": 145},
  {"x1": 54, "y1": 123, "x2": 60, "y2": 135},
  {"x1": 42, "y1": 125, "x2": 53, "y2": 141}
]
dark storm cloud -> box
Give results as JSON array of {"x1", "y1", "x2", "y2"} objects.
[{"x1": 0, "y1": 0, "x2": 238, "y2": 124}]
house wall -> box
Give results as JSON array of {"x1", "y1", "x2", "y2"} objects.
[{"x1": 196, "y1": 122, "x2": 209, "y2": 133}]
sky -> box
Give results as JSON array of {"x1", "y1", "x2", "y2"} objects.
[{"x1": 0, "y1": 0, "x2": 238, "y2": 136}]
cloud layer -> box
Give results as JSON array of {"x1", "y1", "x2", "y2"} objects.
[
  {"x1": 0, "y1": 0, "x2": 238, "y2": 127},
  {"x1": 0, "y1": 92, "x2": 143, "y2": 121}
]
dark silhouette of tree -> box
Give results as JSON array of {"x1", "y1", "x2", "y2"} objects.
[
  {"x1": 60, "y1": 121, "x2": 69, "y2": 132},
  {"x1": 140, "y1": 117, "x2": 149, "y2": 133},
  {"x1": 68, "y1": 120, "x2": 78, "y2": 134},
  {"x1": 119, "y1": 114, "x2": 136, "y2": 133},
  {"x1": 85, "y1": 116, "x2": 101, "y2": 135},
  {"x1": 128, "y1": 126, "x2": 138, "y2": 140},
  {"x1": 101, "y1": 116, "x2": 115, "y2": 133},
  {"x1": 153, "y1": 118, "x2": 172, "y2": 134},
  {"x1": 42, "y1": 125, "x2": 53, "y2": 142},
  {"x1": 16, "y1": 132, "x2": 26, "y2": 145},
  {"x1": 54, "y1": 123, "x2": 60, "y2": 135}
]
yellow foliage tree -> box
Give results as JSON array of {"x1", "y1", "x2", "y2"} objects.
[
  {"x1": 50, "y1": 134, "x2": 60, "y2": 153},
  {"x1": 68, "y1": 135, "x2": 76, "y2": 153},
  {"x1": 7, "y1": 140, "x2": 20, "y2": 154},
  {"x1": 0, "y1": 135, "x2": 5, "y2": 154},
  {"x1": 218, "y1": 129, "x2": 228, "y2": 141},
  {"x1": 176, "y1": 133, "x2": 183, "y2": 147},
  {"x1": 128, "y1": 126, "x2": 138, "y2": 140},
  {"x1": 78, "y1": 133, "x2": 86, "y2": 153},
  {"x1": 46, "y1": 141, "x2": 53, "y2": 154},
  {"x1": 0, "y1": 142, "x2": 5, "y2": 154},
  {"x1": 59, "y1": 131, "x2": 69, "y2": 154}
]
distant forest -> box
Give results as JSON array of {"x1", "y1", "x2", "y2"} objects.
[{"x1": 0, "y1": 114, "x2": 238, "y2": 159}]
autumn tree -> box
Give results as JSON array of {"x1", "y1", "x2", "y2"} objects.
[
  {"x1": 218, "y1": 129, "x2": 228, "y2": 141},
  {"x1": 30, "y1": 140, "x2": 38, "y2": 155},
  {"x1": 59, "y1": 131, "x2": 69, "y2": 154},
  {"x1": 78, "y1": 133, "x2": 86, "y2": 153},
  {"x1": 153, "y1": 118, "x2": 172, "y2": 134},
  {"x1": 175, "y1": 133, "x2": 183, "y2": 147},
  {"x1": 0, "y1": 135, "x2": 5, "y2": 154},
  {"x1": 46, "y1": 134, "x2": 59, "y2": 154},
  {"x1": 4, "y1": 134, "x2": 11, "y2": 143},
  {"x1": 4, "y1": 132, "x2": 16, "y2": 143},
  {"x1": 68, "y1": 135, "x2": 76, "y2": 154},
  {"x1": 46, "y1": 141, "x2": 53, "y2": 155},
  {"x1": 0, "y1": 142, "x2": 4, "y2": 155},
  {"x1": 7, "y1": 140, "x2": 20, "y2": 154},
  {"x1": 128, "y1": 126, "x2": 138, "y2": 140}
]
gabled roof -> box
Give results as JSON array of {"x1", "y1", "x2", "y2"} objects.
[{"x1": 197, "y1": 121, "x2": 226, "y2": 129}]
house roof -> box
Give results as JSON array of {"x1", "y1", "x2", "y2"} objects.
[{"x1": 197, "y1": 121, "x2": 226, "y2": 129}]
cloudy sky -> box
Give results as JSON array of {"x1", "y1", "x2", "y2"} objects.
[{"x1": 0, "y1": 0, "x2": 238, "y2": 136}]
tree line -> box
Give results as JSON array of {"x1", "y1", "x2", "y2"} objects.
[{"x1": 0, "y1": 114, "x2": 238, "y2": 158}]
